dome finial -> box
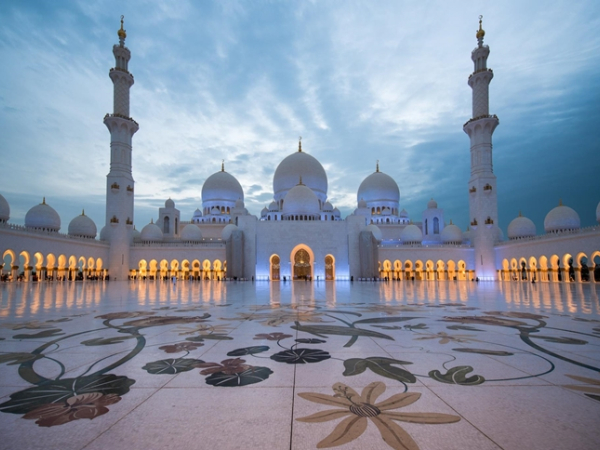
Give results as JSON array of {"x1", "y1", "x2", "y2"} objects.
[
  {"x1": 518, "y1": 210, "x2": 522, "y2": 217},
  {"x1": 559, "y1": 198, "x2": 563, "y2": 206},
  {"x1": 42, "y1": 197, "x2": 46, "y2": 205},
  {"x1": 221, "y1": 160, "x2": 225, "y2": 172},
  {"x1": 298, "y1": 136, "x2": 302, "y2": 153},
  {"x1": 298, "y1": 175, "x2": 304, "y2": 185},
  {"x1": 476, "y1": 15, "x2": 485, "y2": 45},
  {"x1": 81, "y1": 209, "x2": 85, "y2": 216},
  {"x1": 449, "y1": 219, "x2": 453, "y2": 225},
  {"x1": 118, "y1": 15, "x2": 127, "y2": 44},
  {"x1": 376, "y1": 160, "x2": 379, "y2": 172}
]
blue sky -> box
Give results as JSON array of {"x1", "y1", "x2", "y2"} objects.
[{"x1": 0, "y1": 0, "x2": 599, "y2": 235}]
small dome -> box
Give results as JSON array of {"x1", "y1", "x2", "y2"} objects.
[
  {"x1": 235, "y1": 198, "x2": 244, "y2": 209},
  {"x1": 180, "y1": 224, "x2": 203, "y2": 242},
  {"x1": 493, "y1": 225, "x2": 504, "y2": 242},
  {"x1": 400, "y1": 224, "x2": 422, "y2": 243},
  {"x1": 273, "y1": 148, "x2": 328, "y2": 203},
  {"x1": 440, "y1": 222, "x2": 462, "y2": 244},
  {"x1": 0, "y1": 193, "x2": 9, "y2": 222},
  {"x1": 68, "y1": 211, "x2": 97, "y2": 238},
  {"x1": 596, "y1": 201, "x2": 600, "y2": 224},
  {"x1": 261, "y1": 206, "x2": 269, "y2": 216},
  {"x1": 211, "y1": 207, "x2": 221, "y2": 215},
  {"x1": 132, "y1": 226, "x2": 141, "y2": 241},
  {"x1": 323, "y1": 201, "x2": 333, "y2": 212},
  {"x1": 140, "y1": 220, "x2": 163, "y2": 242},
  {"x1": 165, "y1": 198, "x2": 175, "y2": 209},
  {"x1": 462, "y1": 227, "x2": 471, "y2": 244},
  {"x1": 268, "y1": 201, "x2": 279, "y2": 212},
  {"x1": 508, "y1": 213, "x2": 536, "y2": 239},
  {"x1": 357, "y1": 170, "x2": 400, "y2": 206},
  {"x1": 282, "y1": 183, "x2": 320, "y2": 216},
  {"x1": 221, "y1": 224, "x2": 238, "y2": 241},
  {"x1": 202, "y1": 169, "x2": 244, "y2": 204},
  {"x1": 544, "y1": 202, "x2": 580, "y2": 233},
  {"x1": 365, "y1": 224, "x2": 382, "y2": 241},
  {"x1": 100, "y1": 225, "x2": 109, "y2": 241},
  {"x1": 333, "y1": 207, "x2": 341, "y2": 217},
  {"x1": 427, "y1": 198, "x2": 438, "y2": 209},
  {"x1": 25, "y1": 198, "x2": 61, "y2": 231},
  {"x1": 358, "y1": 198, "x2": 367, "y2": 208},
  {"x1": 381, "y1": 207, "x2": 391, "y2": 216},
  {"x1": 192, "y1": 208, "x2": 203, "y2": 219},
  {"x1": 399, "y1": 208, "x2": 409, "y2": 218}
]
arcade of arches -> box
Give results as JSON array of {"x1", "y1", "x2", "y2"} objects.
[
  {"x1": 378, "y1": 253, "x2": 600, "y2": 283},
  {"x1": 3, "y1": 249, "x2": 599, "y2": 283},
  {"x1": 378, "y1": 259, "x2": 471, "y2": 281},
  {"x1": 134, "y1": 259, "x2": 225, "y2": 280},
  {"x1": 500, "y1": 252, "x2": 600, "y2": 283},
  {"x1": 2, "y1": 249, "x2": 105, "y2": 282},
  {"x1": 269, "y1": 250, "x2": 336, "y2": 281}
]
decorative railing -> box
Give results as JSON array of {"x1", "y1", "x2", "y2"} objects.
[
  {"x1": 463, "y1": 114, "x2": 499, "y2": 127},
  {"x1": 132, "y1": 241, "x2": 225, "y2": 248},
  {"x1": 499, "y1": 225, "x2": 600, "y2": 245},
  {"x1": 378, "y1": 241, "x2": 472, "y2": 249},
  {"x1": 0, "y1": 222, "x2": 106, "y2": 243}
]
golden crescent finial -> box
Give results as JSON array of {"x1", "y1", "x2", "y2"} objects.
[
  {"x1": 118, "y1": 15, "x2": 127, "y2": 40},
  {"x1": 376, "y1": 160, "x2": 379, "y2": 172},
  {"x1": 298, "y1": 136, "x2": 302, "y2": 152},
  {"x1": 476, "y1": 15, "x2": 485, "y2": 41},
  {"x1": 221, "y1": 160, "x2": 225, "y2": 172}
]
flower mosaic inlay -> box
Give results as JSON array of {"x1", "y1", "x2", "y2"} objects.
[{"x1": 0, "y1": 281, "x2": 599, "y2": 449}]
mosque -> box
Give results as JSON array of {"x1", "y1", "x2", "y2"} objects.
[{"x1": 0, "y1": 18, "x2": 599, "y2": 284}]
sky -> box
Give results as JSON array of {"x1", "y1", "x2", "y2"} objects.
[{"x1": 0, "y1": 0, "x2": 599, "y2": 236}]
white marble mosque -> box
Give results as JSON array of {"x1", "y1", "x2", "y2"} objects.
[
  {"x1": 0, "y1": 18, "x2": 599, "y2": 285},
  {"x1": 2, "y1": 18, "x2": 600, "y2": 450}
]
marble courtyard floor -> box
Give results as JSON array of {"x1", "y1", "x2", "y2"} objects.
[{"x1": 0, "y1": 280, "x2": 599, "y2": 450}]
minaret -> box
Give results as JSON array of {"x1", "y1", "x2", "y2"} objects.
[
  {"x1": 463, "y1": 16, "x2": 499, "y2": 280},
  {"x1": 104, "y1": 16, "x2": 138, "y2": 280}
]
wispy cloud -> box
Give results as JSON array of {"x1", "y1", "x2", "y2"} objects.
[{"x1": 0, "y1": 0, "x2": 598, "y2": 235}]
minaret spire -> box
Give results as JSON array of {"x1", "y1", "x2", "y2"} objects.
[
  {"x1": 463, "y1": 16, "x2": 500, "y2": 280},
  {"x1": 118, "y1": 15, "x2": 127, "y2": 47},
  {"x1": 104, "y1": 16, "x2": 138, "y2": 280},
  {"x1": 476, "y1": 15, "x2": 485, "y2": 47}
]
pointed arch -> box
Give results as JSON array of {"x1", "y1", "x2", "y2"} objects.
[{"x1": 290, "y1": 244, "x2": 314, "y2": 280}]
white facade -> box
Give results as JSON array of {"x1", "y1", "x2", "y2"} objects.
[{"x1": 1, "y1": 20, "x2": 599, "y2": 284}]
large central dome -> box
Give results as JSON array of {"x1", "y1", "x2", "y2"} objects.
[
  {"x1": 202, "y1": 169, "x2": 244, "y2": 204},
  {"x1": 357, "y1": 169, "x2": 400, "y2": 205},
  {"x1": 273, "y1": 143, "x2": 327, "y2": 204}
]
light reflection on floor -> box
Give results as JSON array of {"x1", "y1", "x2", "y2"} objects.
[{"x1": 0, "y1": 280, "x2": 599, "y2": 450}]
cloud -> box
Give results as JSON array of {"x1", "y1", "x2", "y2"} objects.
[{"x1": 0, "y1": 0, "x2": 599, "y2": 236}]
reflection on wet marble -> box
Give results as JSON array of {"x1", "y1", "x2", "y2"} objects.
[{"x1": 0, "y1": 280, "x2": 599, "y2": 450}]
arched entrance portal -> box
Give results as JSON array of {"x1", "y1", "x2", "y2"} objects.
[
  {"x1": 270, "y1": 255, "x2": 280, "y2": 281},
  {"x1": 294, "y1": 249, "x2": 311, "y2": 280},
  {"x1": 325, "y1": 255, "x2": 335, "y2": 280}
]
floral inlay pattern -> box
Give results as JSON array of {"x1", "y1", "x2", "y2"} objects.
[
  {"x1": 297, "y1": 382, "x2": 460, "y2": 449},
  {"x1": 1, "y1": 291, "x2": 599, "y2": 436}
]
